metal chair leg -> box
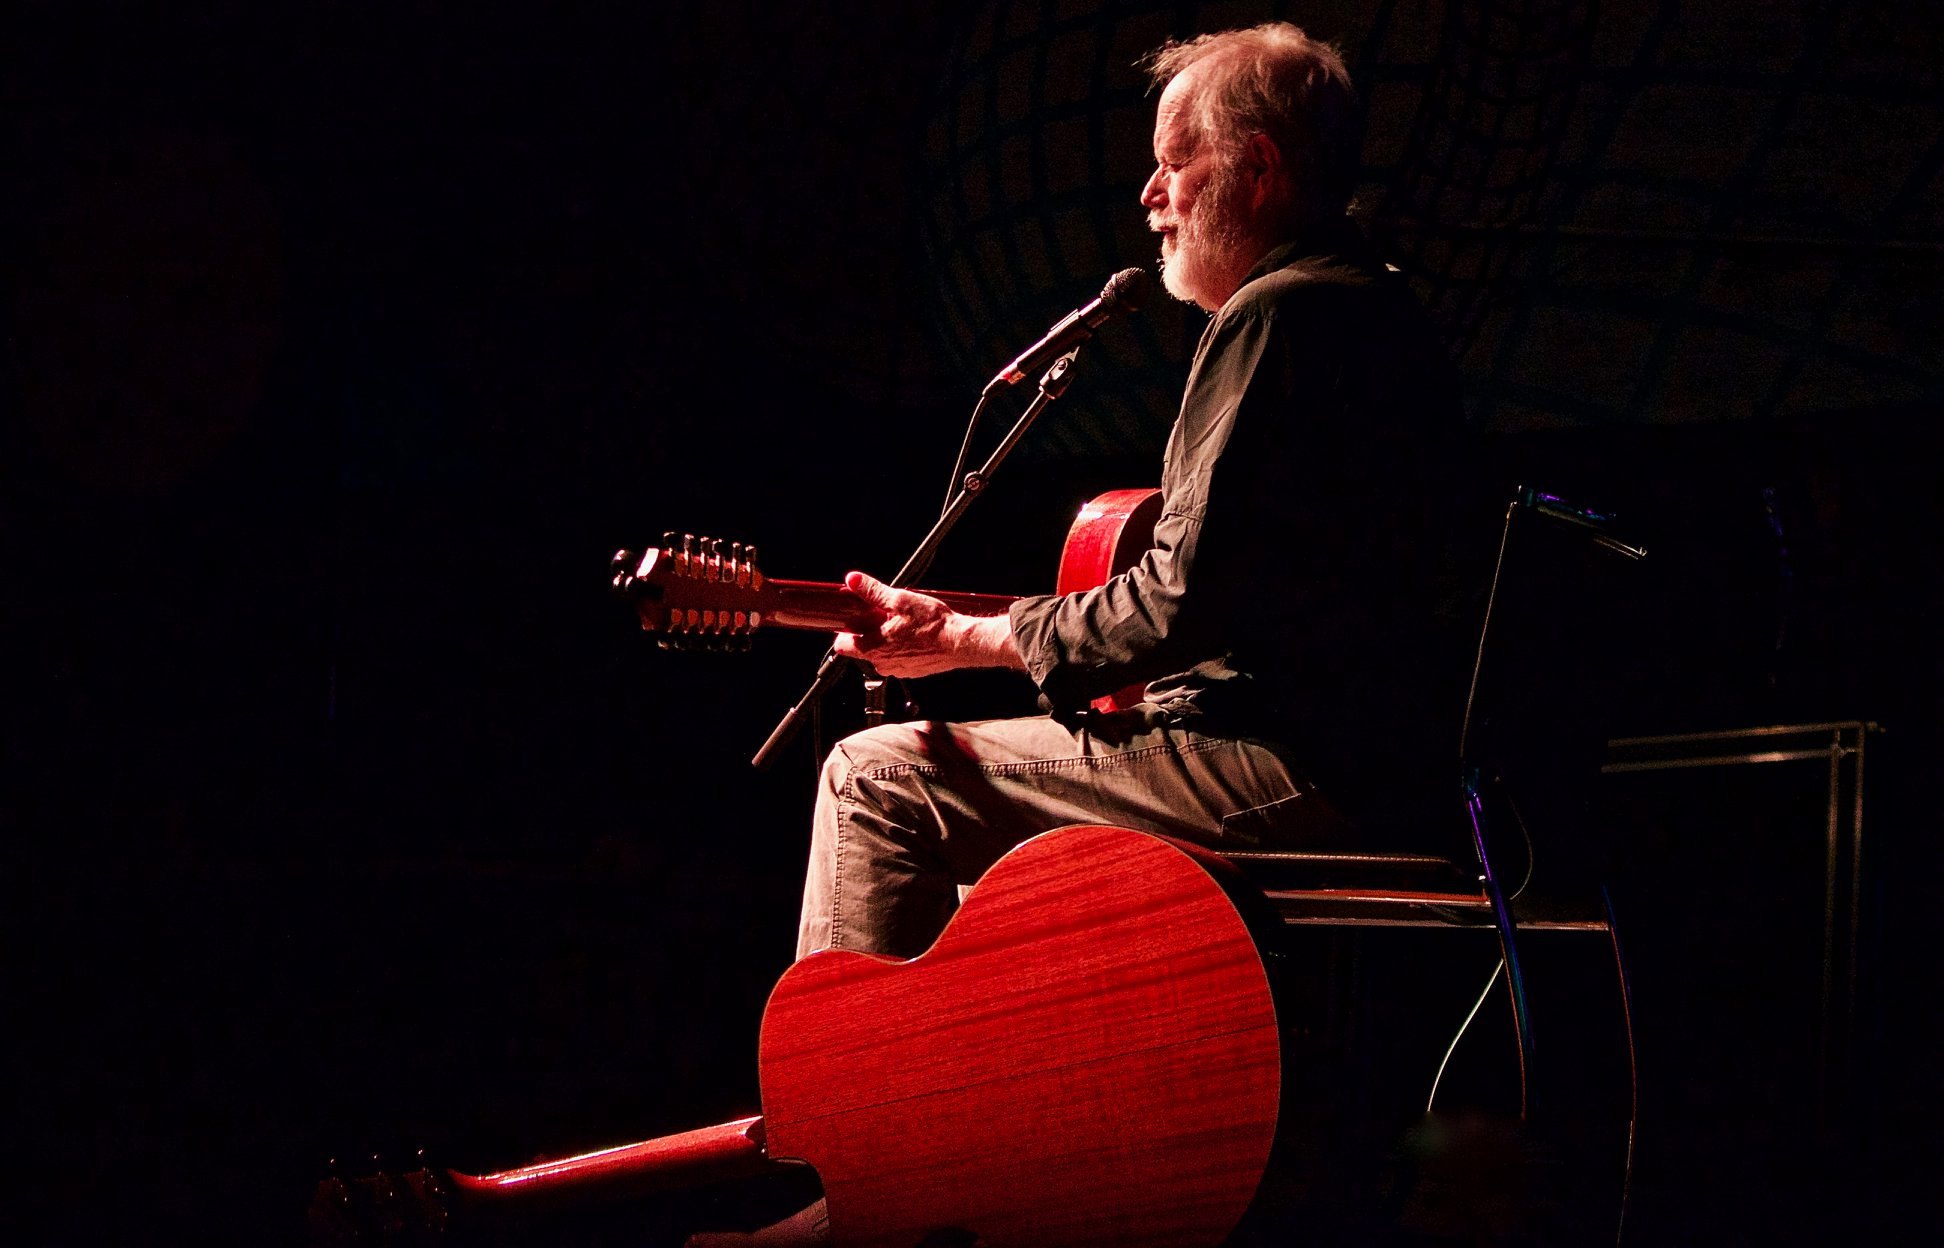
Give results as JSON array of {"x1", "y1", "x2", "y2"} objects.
[{"x1": 1466, "y1": 771, "x2": 1534, "y2": 1120}]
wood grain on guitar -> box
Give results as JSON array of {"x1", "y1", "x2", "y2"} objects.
[{"x1": 760, "y1": 825, "x2": 1282, "y2": 1247}]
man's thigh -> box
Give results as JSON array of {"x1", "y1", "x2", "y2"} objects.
[{"x1": 844, "y1": 707, "x2": 1331, "y2": 880}]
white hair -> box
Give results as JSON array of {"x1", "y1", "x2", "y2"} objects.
[{"x1": 1142, "y1": 22, "x2": 1362, "y2": 225}]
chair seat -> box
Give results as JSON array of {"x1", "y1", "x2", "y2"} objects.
[
  {"x1": 1224, "y1": 849, "x2": 1610, "y2": 933},
  {"x1": 1261, "y1": 885, "x2": 1610, "y2": 931},
  {"x1": 1222, "y1": 848, "x2": 1474, "y2": 889}
]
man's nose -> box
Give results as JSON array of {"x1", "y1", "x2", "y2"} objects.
[{"x1": 1140, "y1": 167, "x2": 1166, "y2": 209}]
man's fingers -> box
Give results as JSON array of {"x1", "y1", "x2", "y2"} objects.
[
  {"x1": 833, "y1": 629, "x2": 880, "y2": 654},
  {"x1": 844, "y1": 570, "x2": 900, "y2": 610},
  {"x1": 846, "y1": 570, "x2": 947, "y2": 618}
]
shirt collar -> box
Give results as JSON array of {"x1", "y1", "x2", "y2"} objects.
[{"x1": 1238, "y1": 215, "x2": 1367, "y2": 285}]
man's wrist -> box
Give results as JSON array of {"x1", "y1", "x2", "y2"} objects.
[{"x1": 949, "y1": 612, "x2": 1027, "y2": 672}]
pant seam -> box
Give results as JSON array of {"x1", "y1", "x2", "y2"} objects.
[
  {"x1": 827, "y1": 756, "x2": 859, "y2": 952},
  {"x1": 850, "y1": 735, "x2": 1233, "y2": 785}
]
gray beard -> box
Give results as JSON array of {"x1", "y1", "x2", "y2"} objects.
[{"x1": 1157, "y1": 181, "x2": 1257, "y2": 311}]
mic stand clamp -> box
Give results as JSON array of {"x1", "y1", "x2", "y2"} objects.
[
  {"x1": 861, "y1": 670, "x2": 888, "y2": 730},
  {"x1": 751, "y1": 350, "x2": 1083, "y2": 770},
  {"x1": 860, "y1": 671, "x2": 920, "y2": 731}
]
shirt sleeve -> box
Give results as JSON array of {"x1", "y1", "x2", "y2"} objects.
[{"x1": 1007, "y1": 297, "x2": 1309, "y2": 712}]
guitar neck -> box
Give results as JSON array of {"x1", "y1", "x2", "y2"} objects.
[
  {"x1": 312, "y1": 1117, "x2": 791, "y2": 1241},
  {"x1": 442, "y1": 1116, "x2": 781, "y2": 1208},
  {"x1": 612, "y1": 488, "x2": 1156, "y2": 649},
  {"x1": 761, "y1": 579, "x2": 1019, "y2": 633}
]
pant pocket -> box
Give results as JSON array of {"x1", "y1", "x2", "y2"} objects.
[
  {"x1": 1217, "y1": 790, "x2": 1310, "y2": 847},
  {"x1": 1218, "y1": 786, "x2": 1361, "y2": 848}
]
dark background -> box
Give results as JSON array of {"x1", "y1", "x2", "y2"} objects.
[{"x1": 4, "y1": 1, "x2": 1939, "y2": 1243}]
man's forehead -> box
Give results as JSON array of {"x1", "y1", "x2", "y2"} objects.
[{"x1": 1153, "y1": 71, "x2": 1203, "y2": 150}]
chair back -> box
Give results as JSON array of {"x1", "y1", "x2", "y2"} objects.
[{"x1": 1459, "y1": 488, "x2": 1647, "y2": 890}]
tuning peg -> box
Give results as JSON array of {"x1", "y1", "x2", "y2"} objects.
[
  {"x1": 709, "y1": 538, "x2": 726, "y2": 581},
  {"x1": 730, "y1": 540, "x2": 746, "y2": 585},
  {"x1": 662, "y1": 530, "x2": 678, "y2": 551},
  {"x1": 746, "y1": 543, "x2": 761, "y2": 587},
  {"x1": 680, "y1": 534, "x2": 697, "y2": 577},
  {"x1": 610, "y1": 549, "x2": 638, "y2": 595}
]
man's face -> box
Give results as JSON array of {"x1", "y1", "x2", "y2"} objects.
[{"x1": 1141, "y1": 70, "x2": 1254, "y2": 311}]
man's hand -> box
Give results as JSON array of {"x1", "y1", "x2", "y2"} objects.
[{"x1": 833, "y1": 571, "x2": 1025, "y2": 678}]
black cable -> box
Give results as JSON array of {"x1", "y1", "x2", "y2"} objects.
[
  {"x1": 1602, "y1": 884, "x2": 1641, "y2": 1246},
  {"x1": 1427, "y1": 957, "x2": 1506, "y2": 1114},
  {"x1": 941, "y1": 390, "x2": 997, "y2": 518},
  {"x1": 1458, "y1": 499, "x2": 1517, "y2": 762},
  {"x1": 1500, "y1": 780, "x2": 1538, "y2": 901},
  {"x1": 810, "y1": 694, "x2": 824, "y2": 783}
]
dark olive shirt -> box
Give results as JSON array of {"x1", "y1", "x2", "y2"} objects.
[{"x1": 1007, "y1": 221, "x2": 1476, "y2": 834}]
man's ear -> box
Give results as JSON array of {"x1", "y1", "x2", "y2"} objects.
[{"x1": 1242, "y1": 132, "x2": 1284, "y2": 209}]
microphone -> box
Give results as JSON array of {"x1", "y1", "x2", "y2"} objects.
[
  {"x1": 1518, "y1": 486, "x2": 1649, "y2": 561},
  {"x1": 983, "y1": 268, "x2": 1153, "y2": 395}
]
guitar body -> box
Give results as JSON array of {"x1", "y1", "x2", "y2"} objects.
[
  {"x1": 758, "y1": 824, "x2": 1282, "y2": 1247},
  {"x1": 1053, "y1": 488, "x2": 1164, "y2": 712},
  {"x1": 1054, "y1": 488, "x2": 1165, "y2": 599}
]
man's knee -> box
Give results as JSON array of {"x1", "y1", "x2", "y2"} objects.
[
  {"x1": 813, "y1": 722, "x2": 951, "y2": 852},
  {"x1": 822, "y1": 721, "x2": 933, "y2": 789}
]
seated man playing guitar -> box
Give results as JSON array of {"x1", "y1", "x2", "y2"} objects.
[
  {"x1": 800, "y1": 22, "x2": 1473, "y2": 965},
  {"x1": 678, "y1": 20, "x2": 1480, "y2": 1248}
]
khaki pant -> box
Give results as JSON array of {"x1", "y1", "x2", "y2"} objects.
[{"x1": 796, "y1": 706, "x2": 1342, "y2": 960}]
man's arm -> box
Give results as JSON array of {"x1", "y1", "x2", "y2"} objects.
[
  {"x1": 1008, "y1": 300, "x2": 1287, "y2": 710},
  {"x1": 832, "y1": 571, "x2": 1027, "y2": 678},
  {"x1": 836, "y1": 289, "x2": 1307, "y2": 691}
]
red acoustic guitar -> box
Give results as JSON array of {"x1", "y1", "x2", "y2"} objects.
[
  {"x1": 314, "y1": 826, "x2": 1284, "y2": 1246},
  {"x1": 317, "y1": 490, "x2": 1273, "y2": 1245},
  {"x1": 610, "y1": 487, "x2": 1164, "y2": 711}
]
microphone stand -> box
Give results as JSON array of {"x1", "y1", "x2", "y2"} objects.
[{"x1": 751, "y1": 349, "x2": 1083, "y2": 771}]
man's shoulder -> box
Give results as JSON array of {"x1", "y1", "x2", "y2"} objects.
[{"x1": 1220, "y1": 244, "x2": 1390, "y2": 326}]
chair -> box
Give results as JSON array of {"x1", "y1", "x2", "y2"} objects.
[{"x1": 1226, "y1": 486, "x2": 1648, "y2": 1205}]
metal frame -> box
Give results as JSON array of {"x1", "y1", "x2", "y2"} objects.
[
  {"x1": 1244, "y1": 489, "x2": 1646, "y2": 1123},
  {"x1": 1261, "y1": 889, "x2": 1609, "y2": 932},
  {"x1": 1601, "y1": 720, "x2": 1877, "y2": 1116}
]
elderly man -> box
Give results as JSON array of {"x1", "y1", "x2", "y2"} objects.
[
  {"x1": 797, "y1": 21, "x2": 1470, "y2": 966},
  {"x1": 692, "y1": 21, "x2": 1472, "y2": 1247}
]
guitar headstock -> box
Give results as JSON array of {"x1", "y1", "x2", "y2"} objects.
[{"x1": 611, "y1": 533, "x2": 767, "y2": 650}]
